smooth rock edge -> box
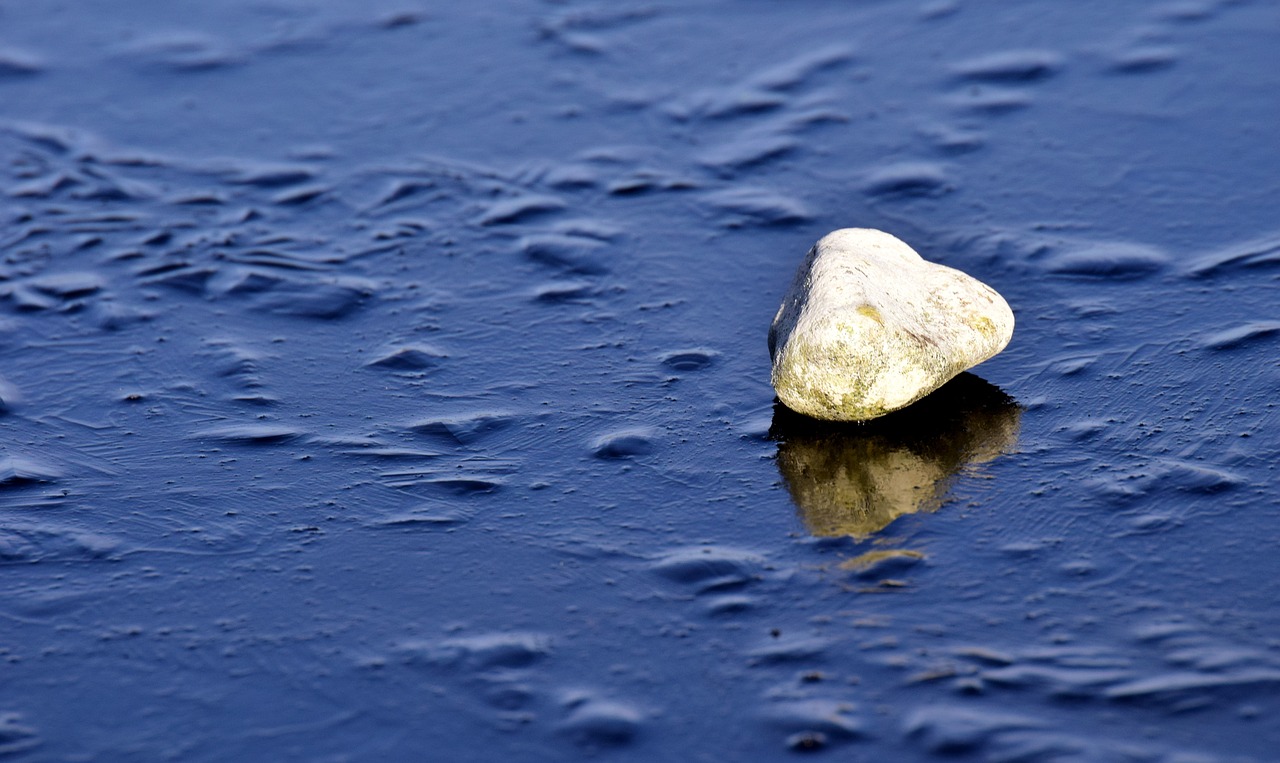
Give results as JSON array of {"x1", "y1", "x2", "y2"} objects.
[{"x1": 769, "y1": 229, "x2": 1013, "y2": 421}]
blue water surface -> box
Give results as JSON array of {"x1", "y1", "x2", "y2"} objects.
[{"x1": 1, "y1": 0, "x2": 1278, "y2": 759}]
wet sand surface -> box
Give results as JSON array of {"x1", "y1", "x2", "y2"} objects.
[{"x1": 1, "y1": 1, "x2": 1278, "y2": 759}]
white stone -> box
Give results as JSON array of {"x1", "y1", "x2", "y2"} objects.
[{"x1": 769, "y1": 229, "x2": 1014, "y2": 421}]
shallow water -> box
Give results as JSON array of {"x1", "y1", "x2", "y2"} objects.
[{"x1": 1, "y1": 0, "x2": 1278, "y2": 760}]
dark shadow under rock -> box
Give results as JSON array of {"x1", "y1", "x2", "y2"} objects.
[{"x1": 770, "y1": 373, "x2": 1022, "y2": 537}]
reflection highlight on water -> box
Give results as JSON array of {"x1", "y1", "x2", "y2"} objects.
[{"x1": 771, "y1": 373, "x2": 1022, "y2": 537}]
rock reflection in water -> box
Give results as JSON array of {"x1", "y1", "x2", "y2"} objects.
[{"x1": 771, "y1": 373, "x2": 1022, "y2": 537}]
